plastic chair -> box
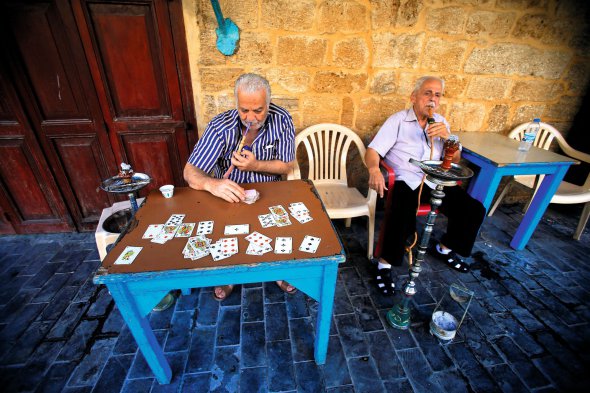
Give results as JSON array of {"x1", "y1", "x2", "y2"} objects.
[
  {"x1": 488, "y1": 122, "x2": 590, "y2": 240},
  {"x1": 288, "y1": 124, "x2": 377, "y2": 258},
  {"x1": 372, "y1": 160, "x2": 431, "y2": 260}
]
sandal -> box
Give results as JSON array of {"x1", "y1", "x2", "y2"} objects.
[
  {"x1": 374, "y1": 266, "x2": 395, "y2": 296},
  {"x1": 213, "y1": 285, "x2": 234, "y2": 301},
  {"x1": 276, "y1": 280, "x2": 297, "y2": 294},
  {"x1": 441, "y1": 252, "x2": 470, "y2": 273}
]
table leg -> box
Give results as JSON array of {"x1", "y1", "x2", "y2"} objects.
[
  {"x1": 511, "y1": 166, "x2": 568, "y2": 250},
  {"x1": 467, "y1": 166, "x2": 503, "y2": 210},
  {"x1": 108, "y1": 282, "x2": 172, "y2": 384},
  {"x1": 314, "y1": 263, "x2": 338, "y2": 364}
]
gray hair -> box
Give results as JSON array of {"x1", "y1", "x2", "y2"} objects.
[
  {"x1": 412, "y1": 76, "x2": 445, "y2": 95},
  {"x1": 234, "y1": 73, "x2": 271, "y2": 106}
]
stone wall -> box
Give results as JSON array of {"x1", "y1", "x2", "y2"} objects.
[
  {"x1": 183, "y1": 0, "x2": 589, "y2": 141},
  {"x1": 182, "y1": 0, "x2": 588, "y2": 196}
]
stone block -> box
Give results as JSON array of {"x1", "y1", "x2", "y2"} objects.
[
  {"x1": 333, "y1": 37, "x2": 368, "y2": 69},
  {"x1": 312, "y1": 71, "x2": 367, "y2": 93},
  {"x1": 334, "y1": 314, "x2": 369, "y2": 358},
  {"x1": 512, "y1": 13, "x2": 575, "y2": 46},
  {"x1": 294, "y1": 362, "x2": 325, "y2": 392},
  {"x1": 197, "y1": 28, "x2": 226, "y2": 66},
  {"x1": 509, "y1": 80, "x2": 558, "y2": 101},
  {"x1": 261, "y1": 0, "x2": 315, "y2": 31},
  {"x1": 241, "y1": 321, "x2": 266, "y2": 367},
  {"x1": 318, "y1": 0, "x2": 368, "y2": 33},
  {"x1": 240, "y1": 367, "x2": 267, "y2": 392},
  {"x1": 216, "y1": 307, "x2": 241, "y2": 346},
  {"x1": 348, "y1": 357, "x2": 385, "y2": 391},
  {"x1": 426, "y1": 7, "x2": 467, "y2": 35},
  {"x1": 466, "y1": 77, "x2": 510, "y2": 100},
  {"x1": 265, "y1": 302, "x2": 289, "y2": 342},
  {"x1": 186, "y1": 326, "x2": 215, "y2": 373},
  {"x1": 277, "y1": 36, "x2": 327, "y2": 67},
  {"x1": 301, "y1": 95, "x2": 341, "y2": 128},
  {"x1": 266, "y1": 68, "x2": 311, "y2": 94},
  {"x1": 372, "y1": 32, "x2": 424, "y2": 68},
  {"x1": 544, "y1": 95, "x2": 582, "y2": 121},
  {"x1": 199, "y1": 68, "x2": 244, "y2": 92},
  {"x1": 289, "y1": 317, "x2": 315, "y2": 362},
  {"x1": 565, "y1": 61, "x2": 590, "y2": 95},
  {"x1": 513, "y1": 104, "x2": 546, "y2": 125},
  {"x1": 422, "y1": 38, "x2": 468, "y2": 72},
  {"x1": 267, "y1": 340, "x2": 296, "y2": 391},
  {"x1": 464, "y1": 44, "x2": 572, "y2": 79},
  {"x1": 487, "y1": 104, "x2": 510, "y2": 133},
  {"x1": 341, "y1": 96, "x2": 354, "y2": 128},
  {"x1": 228, "y1": 32, "x2": 272, "y2": 65},
  {"x1": 447, "y1": 102, "x2": 486, "y2": 131},
  {"x1": 216, "y1": 91, "x2": 235, "y2": 114},
  {"x1": 466, "y1": 10, "x2": 516, "y2": 38},
  {"x1": 272, "y1": 96, "x2": 299, "y2": 114},
  {"x1": 440, "y1": 74, "x2": 469, "y2": 98},
  {"x1": 370, "y1": 0, "x2": 399, "y2": 29},
  {"x1": 370, "y1": 70, "x2": 397, "y2": 95},
  {"x1": 355, "y1": 97, "x2": 407, "y2": 133},
  {"x1": 397, "y1": 0, "x2": 423, "y2": 27},
  {"x1": 199, "y1": 0, "x2": 258, "y2": 30}
]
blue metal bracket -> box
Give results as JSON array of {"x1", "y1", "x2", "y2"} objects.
[{"x1": 210, "y1": 0, "x2": 239, "y2": 56}]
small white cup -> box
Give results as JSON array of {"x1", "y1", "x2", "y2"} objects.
[{"x1": 159, "y1": 185, "x2": 174, "y2": 198}]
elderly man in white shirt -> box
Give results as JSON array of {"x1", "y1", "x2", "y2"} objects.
[{"x1": 365, "y1": 76, "x2": 485, "y2": 296}]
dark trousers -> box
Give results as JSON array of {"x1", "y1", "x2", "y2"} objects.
[{"x1": 380, "y1": 181, "x2": 486, "y2": 266}]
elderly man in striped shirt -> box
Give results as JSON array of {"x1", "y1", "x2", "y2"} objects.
[{"x1": 184, "y1": 73, "x2": 297, "y2": 301}]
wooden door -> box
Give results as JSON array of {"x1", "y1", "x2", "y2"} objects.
[
  {"x1": 0, "y1": 0, "x2": 196, "y2": 233},
  {"x1": 72, "y1": 0, "x2": 193, "y2": 196},
  {"x1": 0, "y1": 61, "x2": 74, "y2": 233}
]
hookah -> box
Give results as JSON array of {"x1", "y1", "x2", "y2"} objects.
[{"x1": 386, "y1": 108, "x2": 473, "y2": 331}]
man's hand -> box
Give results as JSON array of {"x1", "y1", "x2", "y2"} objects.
[
  {"x1": 426, "y1": 122, "x2": 450, "y2": 140},
  {"x1": 231, "y1": 150, "x2": 258, "y2": 172},
  {"x1": 368, "y1": 167, "x2": 387, "y2": 198},
  {"x1": 207, "y1": 178, "x2": 245, "y2": 203}
]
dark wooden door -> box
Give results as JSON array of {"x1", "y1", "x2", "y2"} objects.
[
  {"x1": 0, "y1": 0, "x2": 195, "y2": 233},
  {"x1": 72, "y1": 0, "x2": 193, "y2": 195}
]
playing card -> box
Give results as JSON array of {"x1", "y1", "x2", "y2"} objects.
[
  {"x1": 209, "y1": 242, "x2": 232, "y2": 261},
  {"x1": 219, "y1": 237, "x2": 239, "y2": 254},
  {"x1": 176, "y1": 223, "x2": 195, "y2": 237},
  {"x1": 289, "y1": 202, "x2": 309, "y2": 214},
  {"x1": 274, "y1": 237, "x2": 292, "y2": 254},
  {"x1": 196, "y1": 220, "x2": 214, "y2": 235},
  {"x1": 243, "y1": 189, "x2": 260, "y2": 204},
  {"x1": 114, "y1": 246, "x2": 142, "y2": 265},
  {"x1": 246, "y1": 241, "x2": 273, "y2": 255},
  {"x1": 245, "y1": 231, "x2": 272, "y2": 246},
  {"x1": 274, "y1": 215, "x2": 292, "y2": 227},
  {"x1": 292, "y1": 211, "x2": 313, "y2": 224},
  {"x1": 165, "y1": 214, "x2": 185, "y2": 226},
  {"x1": 150, "y1": 225, "x2": 178, "y2": 243},
  {"x1": 269, "y1": 205, "x2": 288, "y2": 217},
  {"x1": 258, "y1": 214, "x2": 276, "y2": 228},
  {"x1": 142, "y1": 224, "x2": 164, "y2": 239},
  {"x1": 299, "y1": 235, "x2": 321, "y2": 253},
  {"x1": 224, "y1": 224, "x2": 249, "y2": 235}
]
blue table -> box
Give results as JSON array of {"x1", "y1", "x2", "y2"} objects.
[
  {"x1": 456, "y1": 132, "x2": 577, "y2": 250},
  {"x1": 94, "y1": 180, "x2": 345, "y2": 384}
]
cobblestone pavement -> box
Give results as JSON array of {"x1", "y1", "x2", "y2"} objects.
[{"x1": 0, "y1": 203, "x2": 589, "y2": 392}]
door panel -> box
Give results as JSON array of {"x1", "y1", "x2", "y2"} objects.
[
  {"x1": 3, "y1": 0, "x2": 118, "y2": 231},
  {"x1": 0, "y1": 68, "x2": 73, "y2": 233},
  {"x1": 74, "y1": 0, "x2": 189, "y2": 195}
]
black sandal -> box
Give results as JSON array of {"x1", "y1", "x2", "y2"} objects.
[
  {"x1": 441, "y1": 252, "x2": 470, "y2": 273},
  {"x1": 374, "y1": 266, "x2": 395, "y2": 295}
]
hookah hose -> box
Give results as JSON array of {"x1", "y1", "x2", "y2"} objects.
[
  {"x1": 405, "y1": 107, "x2": 435, "y2": 265},
  {"x1": 223, "y1": 122, "x2": 251, "y2": 179}
]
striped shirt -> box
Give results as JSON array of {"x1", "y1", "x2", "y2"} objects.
[{"x1": 187, "y1": 103, "x2": 295, "y2": 183}]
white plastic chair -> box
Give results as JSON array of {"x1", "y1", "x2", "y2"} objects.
[
  {"x1": 288, "y1": 124, "x2": 377, "y2": 258},
  {"x1": 488, "y1": 122, "x2": 590, "y2": 240}
]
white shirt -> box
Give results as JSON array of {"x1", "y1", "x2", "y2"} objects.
[{"x1": 368, "y1": 108, "x2": 449, "y2": 190}]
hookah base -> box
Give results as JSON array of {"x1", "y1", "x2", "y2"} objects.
[{"x1": 386, "y1": 303, "x2": 411, "y2": 330}]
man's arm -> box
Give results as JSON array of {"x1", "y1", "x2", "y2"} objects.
[
  {"x1": 365, "y1": 147, "x2": 387, "y2": 198},
  {"x1": 183, "y1": 163, "x2": 245, "y2": 203}
]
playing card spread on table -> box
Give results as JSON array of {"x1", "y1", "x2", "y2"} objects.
[
  {"x1": 291, "y1": 211, "x2": 313, "y2": 224},
  {"x1": 183, "y1": 236, "x2": 210, "y2": 260},
  {"x1": 196, "y1": 220, "x2": 214, "y2": 235},
  {"x1": 224, "y1": 224, "x2": 249, "y2": 235},
  {"x1": 142, "y1": 224, "x2": 164, "y2": 239},
  {"x1": 274, "y1": 215, "x2": 292, "y2": 227},
  {"x1": 246, "y1": 241, "x2": 273, "y2": 255},
  {"x1": 269, "y1": 205, "x2": 288, "y2": 217},
  {"x1": 209, "y1": 238, "x2": 238, "y2": 261},
  {"x1": 114, "y1": 246, "x2": 142, "y2": 265},
  {"x1": 165, "y1": 214, "x2": 185, "y2": 226},
  {"x1": 258, "y1": 214, "x2": 276, "y2": 228},
  {"x1": 274, "y1": 237, "x2": 292, "y2": 254},
  {"x1": 245, "y1": 231, "x2": 272, "y2": 246},
  {"x1": 151, "y1": 225, "x2": 178, "y2": 244},
  {"x1": 176, "y1": 223, "x2": 195, "y2": 237},
  {"x1": 299, "y1": 235, "x2": 321, "y2": 253},
  {"x1": 289, "y1": 202, "x2": 309, "y2": 214}
]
